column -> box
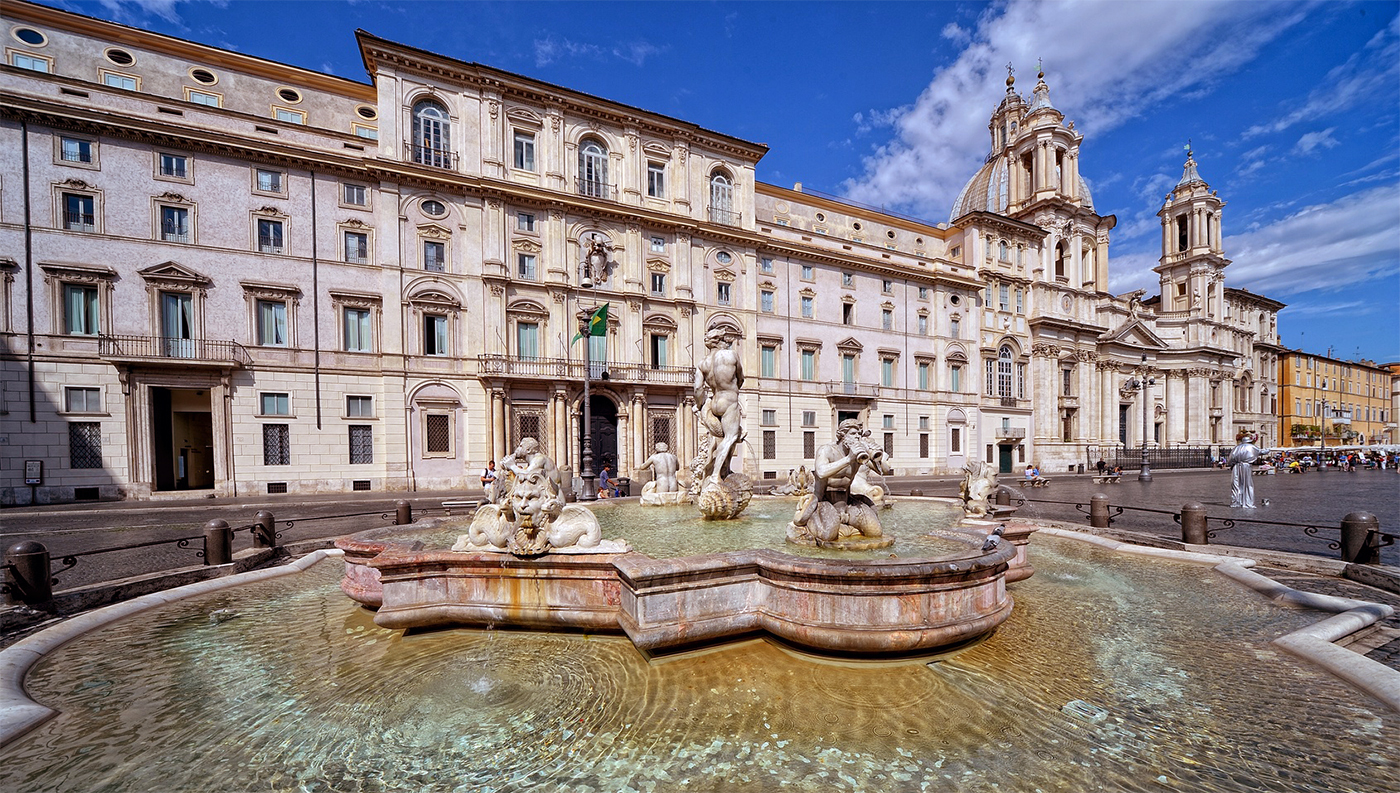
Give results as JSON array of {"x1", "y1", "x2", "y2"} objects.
[
  {"x1": 491, "y1": 389, "x2": 507, "y2": 461},
  {"x1": 1100, "y1": 365, "x2": 1116, "y2": 443},
  {"x1": 633, "y1": 394, "x2": 647, "y2": 467},
  {"x1": 617, "y1": 405, "x2": 630, "y2": 476}
]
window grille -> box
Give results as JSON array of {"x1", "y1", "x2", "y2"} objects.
[
  {"x1": 884, "y1": 432, "x2": 894, "y2": 456},
  {"x1": 425, "y1": 414, "x2": 451, "y2": 454},
  {"x1": 69, "y1": 422, "x2": 102, "y2": 468},
  {"x1": 803, "y1": 431, "x2": 816, "y2": 459},
  {"x1": 512, "y1": 410, "x2": 546, "y2": 451},
  {"x1": 263, "y1": 424, "x2": 290, "y2": 465},
  {"x1": 763, "y1": 430, "x2": 776, "y2": 459},
  {"x1": 349, "y1": 425, "x2": 373, "y2": 464},
  {"x1": 920, "y1": 433, "x2": 929, "y2": 458},
  {"x1": 649, "y1": 412, "x2": 674, "y2": 452}
]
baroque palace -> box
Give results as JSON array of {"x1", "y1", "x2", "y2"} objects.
[{"x1": 0, "y1": 2, "x2": 1287, "y2": 504}]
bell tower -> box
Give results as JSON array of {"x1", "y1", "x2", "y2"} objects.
[{"x1": 1155, "y1": 146, "x2": 1227, "y2": 317}]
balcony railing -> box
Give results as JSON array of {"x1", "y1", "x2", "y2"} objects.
[
  {"x1": 64, "y1": 211, "x2": 95, "y2": 231},
  {"x1": 99, "y1": 335, "x2": 250, "y2": 367},
  {"x1": 999, "y1": 396, "x2": 1023, "y2": 408},
  {"x1": 477, "y1": 355, "x2": 691, "y2": 385},
  {"x1": 405, "y1": 141, "x2": 458, "y2": 170},
  {"x1": 257, "y1": 236, "x2": 283, "y2": 254},
  {"x1": 708, "y1": 207, "x2": 741, "y2": 226},
  {"x1": 577, "y1": 179, "x2": 617, "y2": 201},
  {"x1": 822, "y1": 381, "x2": 879, "y2": 399},
  {"x1": 161, "y1": 224, "x2": 189, "y2": 243},
  {"x1": 995, "y1": 426, "x2": 1027, "y2": 439}
]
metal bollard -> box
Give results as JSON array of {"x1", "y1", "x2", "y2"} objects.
[
  {"x1": 1180, "y1": 502, "x2": 1209, "y2": 545},
  {"x1": 395, "y1": 500, "x2": 413, "y2": 526},
  {"x1": 1089, "y1": 494, "x2": 1110, "y2": 529},
  {"x1": 204, "y1": 519, "x2": 232, "y2": 566},
  {"x1": 254, "y1": 510, "x2": 276, "y2": 548},
  {"x1": 4, "y1": 540, "x2": 54, "y2": 607},
  {"x1": 909, "y1": 489, "x2": 924, "y2": 497},
  {"x1": 995, "y1": 488, "x2": 1011, "y2": 506},
  {"x1": 1339, "y1": 512, "x2": 1380, "y2": 564}
]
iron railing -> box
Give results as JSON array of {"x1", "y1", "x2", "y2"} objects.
[
  {"x1": 477, "y1": 354, "x2": 692, "y2": 385},
  {"x1": 64, "y1": 211, "x2": 95, "y2": 231},
  {"x1": 708, "y1": 207, "x2": 741, "y2": 226},
  {"x1": 99, "y1": 334, "x2": 252, "y2": 366},
  {"x1": 577, "y1": 179, "x2": 617, "y2": 201},
  {"x1": 405, "y1": 141, "x2": 458, "y2": 170},
  {"x1": 822, "y1": 381, "x2": 878, "y2": 398},
  {"x1": 1085, "y1": 445, "x2": 1214, "y2": 471}
]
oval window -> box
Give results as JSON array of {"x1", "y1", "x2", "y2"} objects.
[
  {"x1": 950, "y1": 295, "x2": 961, "y2": 306},
  {"x1": 13, "y1": 27, "x2": 46, "y2": 46},
  {"x1": 887, "y1": 230, "x2": 896, "y2": 239},
  {"x1": 277, "y1": 87, "x2": 302, "y2": 104},
  {"x1": 189, "y1": 68, "x2": 218, "y2": 85},
  {"x1": 715, "y1": 251, "x2": 732, "y2": 264},
  {"x1": 852, "y1": 222, "x2": 862, "y2": 231},
  {"x1": 104, "y1": 48, "x2": 135, "y2": 66},
  {"x1": 421, "y1": 199, "x2": 446, "y2": 217},
  {"x1": 356, "y1": 105, "x2": 378, "y2": 120},
  {"x1": 815, "y1": 212, "x2": 826, "y2": 222}
]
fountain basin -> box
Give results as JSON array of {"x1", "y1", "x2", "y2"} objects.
[{"x1": 337, "y1": 500, "x2": 1028, "y2": 655}]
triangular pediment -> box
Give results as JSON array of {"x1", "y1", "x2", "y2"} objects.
[
  {"x1": 1099, "y1": 318, "x2": 1167, "y2": 349},
  {"x1": 835, "y1": 336, "x2": 864, "y2": 352},
  {"x1": 138, "y1": 261, "x2": 211, "y2": 287}
]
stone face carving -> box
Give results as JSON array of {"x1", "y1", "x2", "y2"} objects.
[
  {"x1": 692, "y1": 327, "x2": 752, "y2": 519},
  {"x1": 960, "y1": 461, "x2": 999, "y2": 518},
  {"x1": 638, "y1": 443, "x2": 690, "y2": 506},
  {"x1": 454, "y1": 437, "x2": 629, "y2": 555},
  {"x1": 1227, "y1": 432, "x2": 1265, "y2": 509},
  {"x1": 787, "y1": 420, "x2": 893, "y2": 549}
]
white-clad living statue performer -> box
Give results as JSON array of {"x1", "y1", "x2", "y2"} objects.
[{"x1": 1227, "y1": 432, "x2": 1267, "y2": 509}]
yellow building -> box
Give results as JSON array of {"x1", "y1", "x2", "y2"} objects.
[{"x1": 1279, "y1": 351, "x2": 1392, "y2": 447}]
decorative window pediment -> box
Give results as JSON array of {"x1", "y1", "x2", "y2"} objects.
[
  {"x1": 945, "y1": 346, "x2": 969, "y2": 363},
  {"x1": 794, "y1": 337, "x2": 823, "y2": 352},
  {"x1": 419, "y1": 223, "x2": 451, "y2": 240},
  {"x1": 156, "y1": 191, "x2": 192, "y2": 205},
  {"x1": 255, "y1": 205, "x2": 288, "y2": 218},
  {"x1": 756, "y1": 333, "x2": 783, "y2": 346},
  {"x1": 408, "y1": 288, "x2": 460, "y2": 309},
  {"x1": 758, "y1": 279, "x2": 776, "y2": 290},
  {"x1": 240, "y1": 280, "x2": 302, "y2": 305},
  {"x1": 841, "y1": 294, "x2": 855, "y2": 304},
  {"x1": 138, "y1": 261, "x2": 211, "y2": 290},
  {"x1": 642, "y1": 312, "x2": 678, "y2": 333},
  {"x1": 329, "y1": 289, "x2": 382, "y2": 309},
  {"x1": 506, "y1": 298, "x2": 548, "y2": 318},
  {"x1": 39, "y1": 261, "x2": 116, "y2": 284},
  {"x1": 881, "y1": 300, "x2": 895, "y2": 310},
  {"x1": 714, "y1": 269, "x2": 736, "y2": 283},
  {"x1": 512, "y1": 238, "x2": 543, "y2": 254},
  {"x1": 798, "y1": 287, "x2": 816, "y2": 298},
  {"x1": 343, "y1": 218, "x2": 372, "y2": 229},
  {"x1": 506, "y1": 107, "x2": 543, "y2": 127},
  {"x1": 877, "y1": 347, "x2": 901, "y2": 359},
  {"x1": 642, "y1": 141, "x2": 671, "y2": 158},
  {"x1": 646, "y1": 258, "x2": 671, "y2": 273},
  {"x1": 836, "y1": 336, "x2": 863, "y2": 353}
]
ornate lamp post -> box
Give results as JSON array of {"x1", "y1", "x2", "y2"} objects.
[
  {"x1": 575, "y1": 236, "x2": 612, "y2": 502},
  {"x1": 1126, "y1": 355, "x2": 1156, "y2": 482}
]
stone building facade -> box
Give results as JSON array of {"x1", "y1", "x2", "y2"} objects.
[
  {"x1": 0, "y1": 2, "x2": 1286, "y2": 503},
  {"x1": 1278, "y1": 351, "x2": 1393, "y2": 447}
]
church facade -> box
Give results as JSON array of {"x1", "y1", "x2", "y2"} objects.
[{"x1": 0, "y1": 1, "x2": 1283, "y2": 504}]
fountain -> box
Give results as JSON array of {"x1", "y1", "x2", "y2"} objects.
[{"x1": 786, "y1": 419, "x2": 894, "y2": 550}]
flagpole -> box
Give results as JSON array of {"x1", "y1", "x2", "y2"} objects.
[{"x1": 578, "y1": 307, "x2": 597, "y2": 502}]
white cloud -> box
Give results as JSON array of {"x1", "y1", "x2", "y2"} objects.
[
  {"x1": 1293, "y1": 128, "x2": 1339, "y2": 155},
  {"x1": 94, "y1": 0, "x2": 224, "y2": 24},
  {"x1": 533, "y1": 36, "x2": 664, "y2": 68},
  {"x1": 843, "y1": 0, "x2": 1310, "y2": 220}
]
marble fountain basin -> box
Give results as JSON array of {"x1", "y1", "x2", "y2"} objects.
[{"x1": 336, "y1": 499, "x2": 1036, "y2": 655}]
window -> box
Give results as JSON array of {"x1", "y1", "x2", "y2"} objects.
[
  {"x1": 650, "y1": 272, "x2": 667, "y2": 296},
  {"x1": 349, "y1": 425, "x2": 373, "y2": 464},
  {"x1": 262, "y1": 424, "x2": 290, "y2": 466},
  {"x1": 918, "y1": 314, "x2": 928, "y2": 335},
  {"x1": 884, "y1": 433, "x2": 894, "y2": 455},
  {"x1": 920, "y1": 433, "x2": 929, "y2": 459},
  {"x1": 998, "y1": 284, "x2": 1009, "y2": 312},
  {"x1": 274, "y1": 107, "x2": 305, "y2": 125},
  {"x1": 61, "y1": 137, "x2": 93, "y2": 164},
  {"x1": 425, "y1": 414, "x2": 452, "y2": 454},
  {"x1": 647, "y1": 162, "x2": 666, "y2": 198},
  {"x1": 160, "y1": 206, "x2": 189, "y2": 243},
  {"x1": 801, "y1": 265, "x2": 814, "y2": 280},
  {"x1": 257, "y1": 219, "x2": 284, "y2": 253},
  {"x1": 347, "y1": 396, "x2": 373, "y2": 418},
  {"x1": 354, "y1": 125, "x2": 379, "y2": 140},
  {"x1": 517, "y1": 253, "x2": 537, "y2": 280},
  {"x1": 842, "y1": 303, "x2": 853, "y2": 325},
  {"x1": 423, "y1": 315, "x2": 448, "y2": 356},
  {"x1": 882, "y1": 279, "x2": 893, "y2": 293},
  {"x1": 256, "y1": 300, "x2": 288, "y2": 346},
  {"x1": 344, "y1": 308, "x2": 372, "y2": 352},
  {"x1": 842, "y1": 354, "x2": 856, "y2": 383},
  {"x1": 709, "y1": 172, "x2": 734, "y2": 223},
  {"x1": 804, "y1": 431, "x2": 816, "y2": 459},
  {"x1": 760, "y1": 257, "x2": 773, "y2": 274},
  {"x1": 343, "y1": 184, "x2": 367, "y2": 206},
  {"x1": 256, "y1": 169, "x2": 284, "y2": 193},
  {"x1": 11, "y1": 52, "x2": 50, "y2": 72},
  {"x1": 420, "y1": 200, "x2": 446, "y2": 217},
  {"x1": 517, "y1": 321, "x2": 539, "y2": 358},
  {"x1": 260, "y1": 393, "x2": 290, "y2": 416},
  {"x1": 842, "y1": 272, "x2": 854, "y2": 286},
  {"x1": 344, "y1": 231, "x2": 368, "y2": 263},
  {"x1": 62, "y1": 193, "x2": 94, "y2": 231},
  {"x1": 800, "y1": 296, "x2": 814, "y2": 318},
  {"x1": 103, "y1": 72, "x2": 137, "y2": 91},
  {"x1": 998, "y1": 241, "x2": 1009, "y2": 261},
  {"x1": 160, "y1": 292, "x2": 194, "y2": 357},
  {"x1": 518, "y1": 212, "x2": 536, "y2": 232},
  {"x1": 69, "y1": 423, "x2": 102, "y2": 469},
  {"x1": 950, "y1": 318, "x2": 960, "y2": 338},
  {"x1": 715, "y1": 282, "x2": 731, "y2": 306},
  {"x1": 66, "y1": 387, "x2": 101, "y2": 413},
  {"x1": 801, "y1": 350, "x2": 816, "y2": 380},
  {"x1": 763, "y1": 430, "x2": 777, "y2": 459},
  {"x1": 186, "y1": 89, "x2": 221, "y2": 107},
  {"x1": 424, "y1": 241, "x2": 446, "y2": 272},
  {"x1": 762, "y1": 409, "x2": 777, "y2": 426},
  {"x1": 919, "y1": 416, "x2": 929, "y2": 430},
  {"x1": 761, "y1": 290, "x2": 774, "y2": 313},
  {"x1": 761, "y1": 345, "x2": 777, "y2": 378},
  {"x1": 1062, "y1": 368, "x2": 1073, "y2": 397},
  {"x1": 802, "y1": 410, "x2": 816, "y2": 427},
  {"x1": 1015, "y1": 288, "x2": 1023, "y2": 314},
  {"x1": 513, "y1": 130, "x2": 535, "y2": 171},
  {"x1": 950, "y1": 427, "x2": 961, "y2": 453},
  {"x1": 950, "y1": 364, "x2": 962, "y2": 392},
  {"x1": 412, "y1": 100, "x2": 452, "y2": 168},
  {"x1": 882, "y1": 309, "x2": 893, "y2": 330},
  {"x1": 578, "y1": 139, "x2": 608, "y2": 197},
  {"x1": 918, "y1": 286, "x2": 929, "y2": 299},
  {"x1": 159, "y1": 153, "x2": 187, "y2": 178},
  {"x1": 881, "y1": 359, "x2": 895, "y2": 387},
  {"x1": 650, "y1": 236, "x2": 665, "y2": 253},
  {"x1": 649, "y1": 334, "x2": 668, "y2": 368},
  {"x1": 918, "y1": 362, "x2": 930, "y2": 390}
]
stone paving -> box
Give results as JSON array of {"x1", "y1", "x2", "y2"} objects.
[{"x1": 1255, "y1": 566, "x2": 1400, "y2": 671}]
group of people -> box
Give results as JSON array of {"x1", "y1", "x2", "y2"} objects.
[{"x1": 479, "y1": 457, "x2": 628, "y2": 500}]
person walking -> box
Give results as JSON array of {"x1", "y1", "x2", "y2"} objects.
[{"x1": 480, "y1": 461, "x2": 497, "y2": 500}]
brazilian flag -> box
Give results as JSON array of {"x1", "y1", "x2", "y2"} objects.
[{"x1": 572, "y1": 303, "x2": 609, "y2": 343}]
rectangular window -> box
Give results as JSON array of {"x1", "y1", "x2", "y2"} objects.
[
  {"x1": 260, "y1": 392, "x2": 290, "y2": 416},
  {"x1": 918, "y1": 362, "x2": 930, "y2": 390},
  {"x1": 842, "y1": 354, "x2": 855, "y2": 383},
  {"x1": 1015, "y1": 288, "x2": 1024, "y2": 313},
  {"x1": 802, "y1": 411, "x2": 817, "y2": 427},
  {"x1": 882, "y1": 414, "x2": 894, "y2": 430},
  {"x1": 918, "y1": 286, "x2": 929, "y2": 299},
  {"x1": 882, "y1": 309, "x2": 893, "y2": 330},
  {"x1": 762, "y1": 409, "x2": 777, "y2": 426},
  {"x1": 842, "y1": 304, "x2": 853, "y2": 325},
  {"x1": 986, "y1": 444, "x2": 994, "y2": 463},
  {"x1": 884, "y1": 432, "x2": 894, "y2": 456},
  {"x1": 918, "y1": 314, "x2": 928, "y2": 335},
  {"x1": 800, "y1": 296, "x2": 814, "y2": 318},
  {"x1": 650, "y1": 272, "x2": 667, "y2": 296},
  {"x1": 349, "y1": 425, "x2": 373, "y2": 464},
  {"x1": 159, "y1": 153, "x2": 187, "y2": 178},
  {"x1": 716, "y1": 282, "x2": 731, "y2": 306},
  {"x1": 63, "y1": 193, "x2": 95, "y2": 231},
  {"x1": 517, "y1": 212, "x2": 536, "y2": 232},
  {"x1": 354, "y1": 126, "x2": 379, "y2": 140},
  {"x1": 423, "y1": 240, "x2": 446, "y2": 272},
  {"x1": 344, "y1": 184, "x2": 368, "y2": 206},
  {"x1": 1062, "y1": 368, "x2": 1073, "y2": 397},
  {"x1": 347, "y1": 395, "x2": 373, "y2": 418},
  {"x1": 647, "y1": 162, "x2": 665, "y2": 197},
  {"x1": 66, "y1": 387, "x2": 101, "y2": 413},
  {"x1": 256, "y1": 169, "x2": 284, "y2": 193},
  {"x1": 999, "y1": 284, "x2": 1009, "y2": 311},
  {"x1": 801, "y1": 350, "x2": 816, "y2": 380},
  {"x1": 256, "y1": 300, "x2": 288, "y2": 346},
  {"x1": 160, "y1": 206, "x2": 189, "y2": 242},
  {"x1": 804, "y1": 431, "x2": 816, "y2": 459},
  {"x1": 517, "y1": 322, "x2": 539, "y2": 359},
  {"x1": 61, "y1": 137, "x2": 93, "y2": 163},
  {"x1": 650, "y1": 236, "x2": 665, "y2": 253},
  {"x1": 918, "y1": 416, "x2": 929, "y2": 430},
  {"x1": 842, "y1": 272, "x2": 854, "y2": 287},
  {"x1": 425, "y1": 414, "x2": 452, "y2": 454},
  {"x1": 801, "y1": 265, "x2": 814, "y2": 280},
  {"x1": 920, "y1": 433, "x2": 929, "y2": 459},
  {"x1": 344, "y1": 231, "x2": 368, "y2": 263},
  {"x1": 649, "y1": 334, "x2": 668, "y2": 368},
  {"x1": 262, "y1": 424, "x2": 290, "y2": 466},
  {"x1": 1017, "y1": 362, "x2": 1026, "y2": 399},
  {"x1": 275, "y1": 107, "x2": 305, "y2": 125},
  {"x1": 950, "y1": 427, "x2": 961, "y2": 453},
  {"x1": 881, "y1": 359, "x2": 894, "y2": 387},
  {"x1": 950, "y1": 318, "x2": 960, "y2": 338},
  {"x1": 12, "y1": 52, "x2": 50, "y2": 72},
  {"x1": 69, "y1": 422, "x2": 102, "y2": 469},
  {"x1": 761, "y1": 345, "x2": 777, "y2": 378},
  {"x1": 882, "y1": 279, "x2": 893, "y2": 293},
  {"x1": 760, "y1": 257, "x2": 773, "y2": 273},
  {"x1": 257, "y1": 218, "x2": 284, "y2": 253},
  {"x1": 187, "y1": 89, "x2": 221, "y2": 107},
  {"x1": 63, "y1": 284, "x2": 99, "y2": 335},
  {"x1": 761, "y1": 290, "x2": 774, "y2": 313},
  {"x1": 424, "y1": 315, "x2": 448, "y2": 356},
  {"x1": 517, "y1": 253, "x2": 537, "y2": 280},
  {"x1": 344, "y1": 308, "x2": 372, "y2": 352},
  {"x1": 763, "y1": 430, "x2": 776, "y2": 459},
  {"x1": 513, "y1": 131, "x2": 535, "y2": 171}
]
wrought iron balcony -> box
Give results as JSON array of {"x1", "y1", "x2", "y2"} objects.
[
  {"x1": 995, "y1": 426, "x2": 1027, "y2": 439},
  {"x1": 822, "y1": 381, "x2": 879, "y2": 399},
  {"x1": 708, "y1": 207, "x2": 741, "y2": 226},
  {"x1": 99, "y1": 335, "x2": 250, "y2": 367},
  {"x1": 477, "y1": 355, "x2": 691, "y2": 385},
  {"x1": 161, "y1": 223, "x2": 189, "y2": 243},
  {"x1": 257, "y1": 235, "x2": 283, "y2": 254},
  {"x1": 577, "y1": 179, "x2": 617, "y2": 201},
  {"x1": 405, "y1": 141, "x2": 458, "y2": 170},
  {"x1": 64, "y1": 211, "x2": 95, "y2": 231},
  {"x1": 999, "y1": 396, "x2": 1023, "y2": 408}
]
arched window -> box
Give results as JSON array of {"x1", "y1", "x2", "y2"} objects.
[
  {"x1": 997, "y1": 345, "x2": 1014, "y2": 398},
  {"x1": 578, "y1": 140, "x2": 608, "y2": 197},
  {"x1": 709, "y1": 171, "x2": 734, "y2": 224},
  {"x1": 998, "y1": 241, "x2": 1009, "y2": 261},
  {"x1": 1054, "y1": 241, "x2": 1067, "y2": 279},
  {"x1": 412, "y1": 100, "x2": 452, "y2": 168}
]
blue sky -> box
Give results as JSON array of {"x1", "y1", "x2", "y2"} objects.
[{"x1": 60, "y1": 0, "x2": 1400, "y2": 362}]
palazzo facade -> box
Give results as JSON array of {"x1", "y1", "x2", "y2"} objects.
[{"x1": 0, "y1": 2, "x2": 1286, "y2": 504}]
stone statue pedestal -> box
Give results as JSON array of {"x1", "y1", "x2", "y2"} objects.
[
  {"x1": 786, "y1": 496, "x2": 893, "y2": 550},
  {"x1": 639, "y1": 480, "x2": 693, "y2": 507},
  {"x1": 697, "y1": 473, "x2": 752, "y2": 520},
  {"x1": 786, "y1": 522, "x2": 895, "y2": 550}
]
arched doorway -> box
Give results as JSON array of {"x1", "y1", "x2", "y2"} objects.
[{"x1": 587, "y1": 395, "x2": 619, "y2": 475}]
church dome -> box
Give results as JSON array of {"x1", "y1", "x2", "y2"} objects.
[{"x1": 950, "y1": 155, "x2": 1094, "y2": 220}]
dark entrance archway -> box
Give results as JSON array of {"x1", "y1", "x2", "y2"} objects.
[{"x1": 587, "y1": 395, "x2": 619, "y2": 475}]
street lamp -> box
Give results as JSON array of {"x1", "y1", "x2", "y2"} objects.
[
  {"x1": 1126, "y1": 355, "x2": 1156, "y2": 482},
  {"x1": 575, "y1": 236, "x2": 612, "y2": 502}
]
